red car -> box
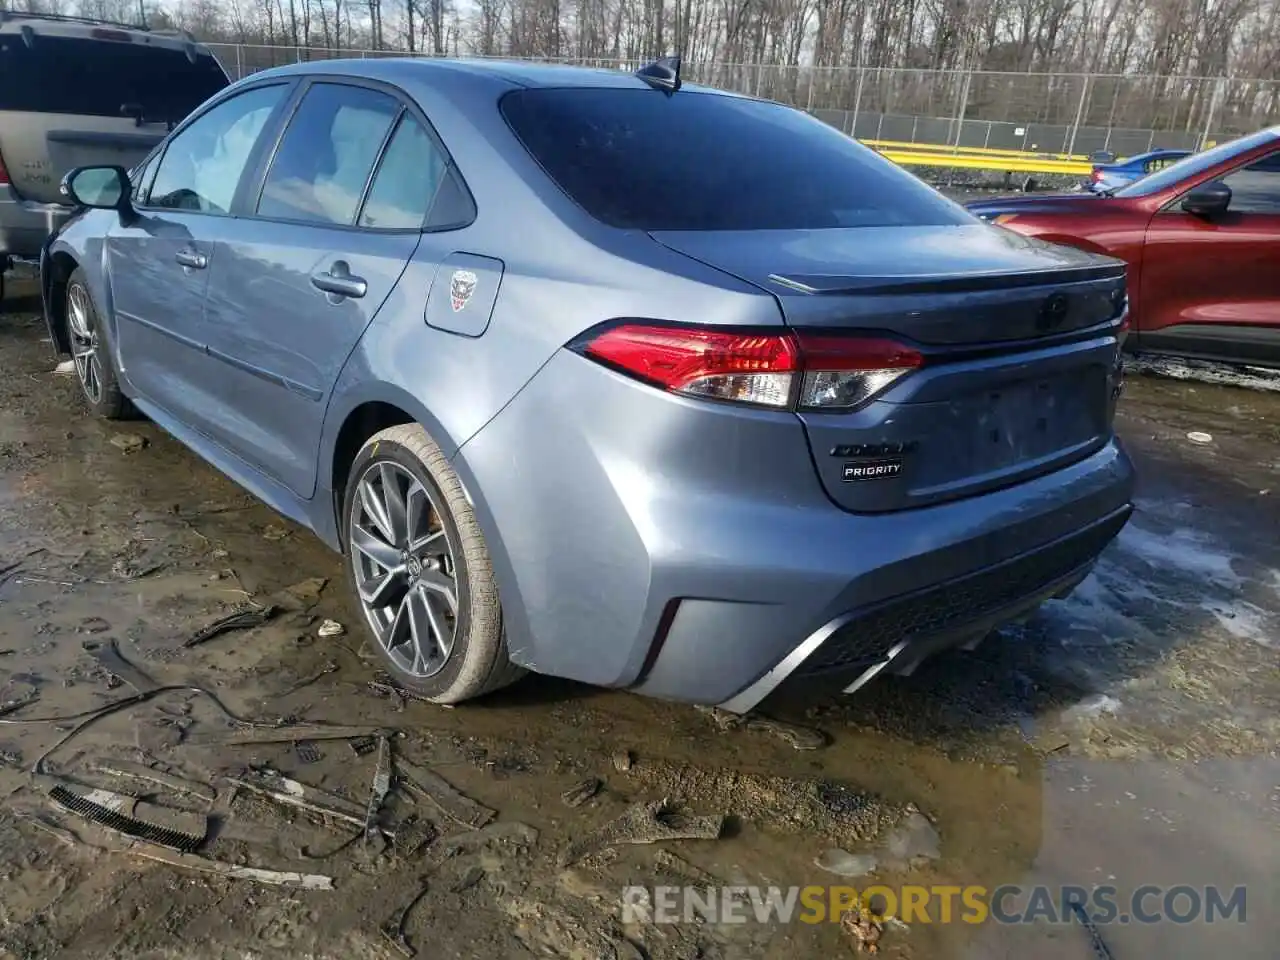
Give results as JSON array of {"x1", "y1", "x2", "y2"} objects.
[{"x1": 968, "y1": 127, "x2": 1280, "y2": 368}]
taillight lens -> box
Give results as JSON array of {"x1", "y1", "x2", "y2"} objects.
[
  {"x1": 0, "y1": 149, "x2": 8, "y2": 186},
  {"x1": 580, "y1": 323, "x2": 922, "y2": 411}
]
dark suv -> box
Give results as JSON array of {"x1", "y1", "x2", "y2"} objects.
[{"x1": 0, "y1": 12, "x2": 228, "y2": 296}]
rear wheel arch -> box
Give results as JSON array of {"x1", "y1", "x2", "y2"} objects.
[{"x1": 44, "y1": 250, "x2": 81, "y2": 355}]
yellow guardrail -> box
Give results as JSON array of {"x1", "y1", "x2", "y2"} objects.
[
  {"x1": 862, "y1": 138, "x2": 1100, "y2": 163},
  {"x1": 876, "y1": 149, "x2": 1094, "y2": 176}
]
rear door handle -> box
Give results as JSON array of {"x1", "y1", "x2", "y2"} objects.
[
  {"x1": 311, "y1": 261, "x2": 367, "y2": 300},
  {"x1": 174, "y1": 248, "x2": 207, "y2": 270}
]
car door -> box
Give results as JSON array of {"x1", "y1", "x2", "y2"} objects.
[
  {"x1": 108, "y1": 82, "x2": 292, "y2": 422},
  {"x1": 197, "y1": 79, "x2": 467, "y2": 498},
  {"x1": 1140, "y1": 149, "x2": 1280, "y2": 361}
]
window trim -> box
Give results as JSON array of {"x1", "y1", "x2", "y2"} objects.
[
  {"x1": 241, "y1": 75, "x2": 476, "y2": 235},
  {"x1": 133, "y1": 78, "x2": 298, "y2": 218},
  {"x1": 1157, "y1": 144, "x2": 1280, "y2": 215}
]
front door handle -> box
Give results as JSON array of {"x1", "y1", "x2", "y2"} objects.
[
  {"x1": 174, "y1": 248, "x2": 207, "y2": 270},
  {"x1": 310, "y1": 260, "x2": 367, "y2": 300}
]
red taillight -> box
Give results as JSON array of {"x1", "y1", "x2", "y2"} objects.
[
  {"x1": 0, "y1": 148, "x2": 8, "y2": 185},
  {"x1": 580, "y1": 323, "x2": 922, "y2": 410}
]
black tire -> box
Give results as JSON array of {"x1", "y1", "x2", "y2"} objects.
[
  {"x1": 341, "y1": 423, "x2": 523, "y2": 703},
  {"x1": 65, "y1": 268, "x2": 131, "y2": 420}
]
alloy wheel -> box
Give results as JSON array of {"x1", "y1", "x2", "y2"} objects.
[
  {"x1": 349, "y1": 460, "x2": 459, "y2": 678},
  {"x1": 66, "y1": 284, "x2": 103, "y2": 405}
]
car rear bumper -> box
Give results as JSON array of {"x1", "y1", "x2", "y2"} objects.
[
  {"x1": 0, "y1": 187, "x2": 71, "y2": 261},
  {"x1": 456, "y1": 349, "x2": 1135, "y2": 711}
]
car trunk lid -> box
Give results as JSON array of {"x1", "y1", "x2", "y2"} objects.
[{"x1": 650, "y1": 224, "x2": 1127, "y2": 513}]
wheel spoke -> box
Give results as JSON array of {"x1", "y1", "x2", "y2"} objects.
[
  {"x1": 359, "y1": 567, "x2": 405, "y2": 608},
  {"x1": 418, "y1": 567, "x2": 457, "y2": 612},
  {"x1": 360, "y1": 477, "x2": 397, "y2": 545},
  {"x1": 405, "y1": 587, "x2": 434, "y2": 673},
  {"x1": 350, "y1": 522, "x2": 402, "y2": 571},
  {"x1": 421, "y1": 590, "x2": 454, "y2": 659},
  {"x1": 410, "y1": 527, "x2": 448, "y2": 558},
  {"x1": 406, "y1": 482, "x2": 429, "y2": 546},
  {"x1": 379, "y1": 463, "x2": 409, "y2": 544}
]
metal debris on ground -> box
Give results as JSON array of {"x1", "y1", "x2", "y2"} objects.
[
  {"x1": 317, "y1": 619, "x2": 345, "y2": 638},
  {"x1": 187, "y1": 723, "x2": 390, "y2": 747},
  {"x1": 54, "y1": 359, "x2": 76, "y2": 376},
  {"x1": 183, "y1": 604, "x2": 279, "y2": 648},
  {"x1": 350, "y1": 735, "x2": 379, "y2": 757},
  {"x1": 123, "y1": 840, "x2": 333, "y2": 889},
  {"x1": 0, "y1": 693, "x2": 40, "y2": 718},
  {"x1": 261, "y1": 524, "x2": 290, "y2": 541},
  {"x1": 560, "y1": 777, "x2": 601, "y2": 808},
  {"x1": 696, "y1": 706, "x2": 829, "y2": 750},
  {"x1": 434, "y1": 821, "x2": 539, "y2": 860},
  {"x1": 380, "y1": 879, "x2": 432, "y2": 958},
  {"x1": 227, "y1": 768, "x2": 367, "y2": 828},
  {"x1": 49, "y1": 783, "x2": 208, "y2": 852},
  {"x1": 840, "y1": 904, "x2": 884, "y2": 954},
  {"x1": 397, "y1": 758, "x2": 496, "y2": 829},
  {"x1": 814, "y1": 847, "x2": 879, "y2": 878},
  {"x1": 611, "y1": 749, "x2": 633, "y2": 772},
  {"x1": 294, "y1": 740, "x2": 323, "y2": 764},
  {"x1": 558, "y1": 799, "x2": 725, "y2": 868},
  {"x1": 364, "y1": 736, "x2": 393, "y2": 844},
  {"x1": 1070, "y1": 901, "x2": 1116, "y2": 960},
  {"x1": 276, "y1": 661, "x2": 339, "y2": 698},
  {"x1": 91, "y1": 758, "x2": 217, "y2": 802},
  {"x1": 84, "y1": 638, "x2": 159, "y2": 693},
  {"x1": 390, "y1": 814, "x2": 437, "y2": 858},
  {"x1": 1186, "y1": 431, "x2": 1214, "y2": 444},
  {"x1": 367, "y1": 671, "x2": 435, "y2": 705}
]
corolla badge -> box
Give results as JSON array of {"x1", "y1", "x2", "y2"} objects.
[
  {"x1": 1037, "y1": 292, "x2": 1070, "y2": 330},
  {"x1": 450, "y1": 269, "x2": 478, "y2": 312}
]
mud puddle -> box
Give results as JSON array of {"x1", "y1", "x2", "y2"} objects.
[{"x1": 1, "y1": 284, "x2": 1277, "y2": 958}]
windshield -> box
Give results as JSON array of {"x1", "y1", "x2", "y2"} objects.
[
  {"x1": 500, "y1": 87, "x2": 972, "y2": 231},
  {"x1": 1114, "y1": 128, "x2": 1279, "y2": 197}
]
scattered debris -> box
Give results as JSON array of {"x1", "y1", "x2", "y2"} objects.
[
  {"x1": 881, "y1": 809, "x2": 941, "y2": 866},
  {"x1": 840, "y1": 903, "x2": 883, "y2": 954},
  {"x1": 350, "y1": 735, "x2": 380, "y2": 757},
  {"x1": 49, "y1": 783, "x2": 208, "y2": 852},
  {"x1": 391, "y1": 814, "x2": 438, "y2": 858},
  {"x1": 278, "y1": 576, "x2": 328, "y2": 610},
  {"x1": 276, "y1": 661, "x2": 339, "y2": 697},
  {"x1": 262, "y1": 524, "x2": 291, "y2": 541},
  {"x1": 91, "y1": 758, "x2": 217, "y2": 802},
  {"x1": 435, "y1": 821, "x2": 539, "y2": 859},
  {"x1": 84, "y1": 638, "x2": 158, "y2": 693},
  {"x1": 558, "y1": 799, "x2": 724, "y2": 868},
  {"x1": 294, "y1": 740, "x2": 323, "y2": 764},
  {"x1": 696, "y1": 706, "x2": 828, "y2": 750},
  {"x1": 20, "y1": 813, "x2": 79, "y2": 847},
  {"x1": 125, "y1": 841, "x2": 333, "y2": 890},
  {"x1": 79, "y1": 616, "x2": 110, "y2": 634},
  {"x1": 54, "y1": 359, "x2": 76, "y2": 376},
  {"x1": 398, "y1": 758, "x2": 496, "y2": 829},
  {"x1": 188, "y1": 723, "x2": 391, "y2": 747},
  {"x1": 814, "y1": 848, "x2": 879, "y2": 878},
  {"x1": 317, "y1": 618, "x2": 345, "y2": 638},
  {"x1": 561, "y1": 777, "x2": 601, "y2": 808},
  {"x1": 364, "y1": 737, "x2": 393, "y2": 843},
  {"x1": 611, "y1": 749, "x2": 633, "y2": 772},
  {"x1": 1186, "y1": 431, "x2": 1213, "y2": 444},
  {"x1": 227, "y1": 768, "x2": 367, "y2": 828},
  {"x1": 368, "y1": 671, "x2": 436, "y2": 706},
  {"x1": 0, "y1": 692, "x2": 40, "y2": 718},
  {"x1": 184, "y1": 604, "x2": 278, "y2": 648},
  {"x1": 380, "y1": 880, "x2": 431, "y2": 958},
  {"x1": 108, "y1": 433, "x2": 148, "y2": 454}
]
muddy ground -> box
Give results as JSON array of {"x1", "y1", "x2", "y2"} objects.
[{"x1": 0, "y1": 278, "x2": 1277, "y2": 960}]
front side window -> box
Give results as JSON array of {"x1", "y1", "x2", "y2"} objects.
[
  {"x1": 358, "y1": 114, "x2": 449, "y2": 230},
  {"x1": 148, "y1": 84, "x2": 286, "y2": 214},
  {"x1": 499, "y1": 87, "x2": 971, "y2": 231},
  {"x1": 1221, "y1": 151, "x2": 1280, "y2": 214},
  {"x1": 258, "y1": 83, "x2": 400, "y2": 226}
]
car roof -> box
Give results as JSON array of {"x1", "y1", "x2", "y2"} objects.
[
  {"x1": 247, "y1": 56, "x2": 730, "y2": 97},
  {"x1": 0, "y1": 11, "x2": 210, "y2": 53}
]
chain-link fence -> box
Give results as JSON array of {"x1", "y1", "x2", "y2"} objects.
[{"x1": 205, "y1": 44, "x2": 1280, "y2": 155}]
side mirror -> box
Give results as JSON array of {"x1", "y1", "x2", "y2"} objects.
[
  {"x1": 1181, "y1": 180, "x2": 1231, "y2": 217},
  {"x1": 61, "y1": 166, "x2": 132, "y2": 214}
]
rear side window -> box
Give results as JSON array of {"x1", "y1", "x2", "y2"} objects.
[
  {"x1": 358, "y1": 114, "x2": 447, "y2": 229},
  {"x1": 0, "y1": 35, "x2": 228, "y2": 122},
  {"x1": 499, "y1": 88, "x2": 970, "y2": 231},
  {"x1": 258, "y1": 83, "x2": 400, "y2": 226}
]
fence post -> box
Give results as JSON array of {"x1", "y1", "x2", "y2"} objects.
[
  {"x1": 1199, "y1": 77, "x2": 1223, "y2": 150},
  {"x1": 851, "y1": 65, "x2": 865, "y2": 138},
  {"x1": 806, "y1": 67, "x2": 816, "y2": 112},
  {"x1": 952, "y1": 69, "x2": 971, "y2": 147},
  {"x1": 1066, "y1": 74, "x2": 1090, "y2": 155},
  {"x1": 235, "y1": 43, "x2": 243, "y2": 79}
]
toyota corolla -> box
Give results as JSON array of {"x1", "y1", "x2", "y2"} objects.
[{"x1": 41, "y1": 57, "x2": 1134, "y2": 712}]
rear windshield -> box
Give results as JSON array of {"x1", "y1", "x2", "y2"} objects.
[
  {"x1": 0, "y1": 34, "x2": 228, "y2": 122},
  {"x1": 499, "y1": 87, "x2": 971, "y2": 231}
]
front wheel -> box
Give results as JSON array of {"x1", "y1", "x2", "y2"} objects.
[
  {"x1": 65, "y1": 268, "x2": 130, "y2": 419},
  {"x1": 341, "y1": 424, "x2": 523, "y2": 703}
]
